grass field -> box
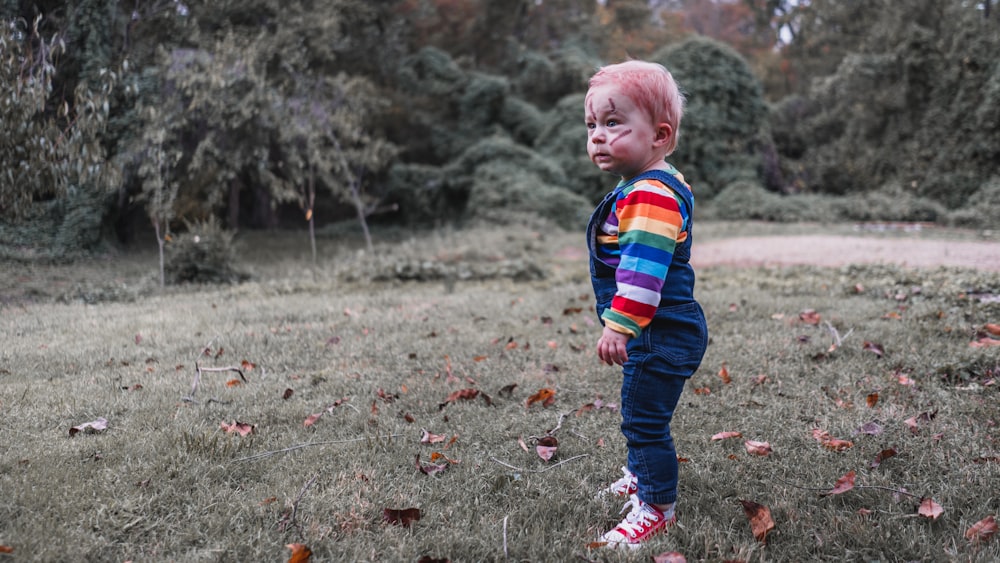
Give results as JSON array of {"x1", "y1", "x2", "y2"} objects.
[{"x1": 2, "y1": 222, "x2": 999, "y2": 562}]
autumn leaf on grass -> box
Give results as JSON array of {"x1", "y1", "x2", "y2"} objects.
[
  {"x1": 526, "y1": 388, "x2": 556, "y2": 408},
  {"x1": 798, "y1": 309, "x2": 821, "y2": 325},
  {"x1": 917, "y1": 498, "x2": 943, "y2": 520},
  {"x1": 862, "y1": 341, "x2": 885, "y2": 358},
  {"x1": 577, "y1": 396, "x2": 617, "y2": 415},
  {"x1": 717, "y1": 362, "x2": 731, "y2": 384},
  {"x1": 383, "y1": 507, "x2": 421, "y2": 527},
  {"x1": 0, "y1": 545, "x2": 13, "y2": 554},
  {"x1": 740, "y1": 499, "x2": 775, "y2": 543},
  {"x1": 984, "y1": 323, "x2": 1000, "y2": 337},
  {"x1": 535, "y1": 436, "x2": 558, "y2": 462},
  {"x1": 904, "y1": 410, "x2": 937, "y2": 434},
  {"x1": 744, "y1": 440, "x2": 773, "y2": 456},
  {"x1": 870, "y1": 447, "x2": 898, "y2": 469},
  {"x1": 970, "y1": 335, "x2": 1000, "y2": 348},
  {"x1": 438, "y1": 388, "x2": 479, "y2": 410},
  {"x1": 420, "y1": 428, "x2": 447, "y2": 444},
  {"x1": 430, "y1": 451, "x2": 459, "y2": 465},
  {"x1": 69, "y1": 417, "x2": 108, "y2": 437},
  {"x1": 865, "y1": 392, "x2": 879, "y2": 408},
  {"x1": 286, "y1": 543, "x2": 312, "y2": 563},
  {"x1": 653, "y1": 552, "x2": 687, "y2": 563},
  {"x1": 415, "y1": 453, "x2": 448, "y2": 476},
  {"x1": 811, "y1": 428, "x2": 853, "y2": 451},
  {"x1": 711, "y1": 431, "x2": 743, "y2": 441},
  {"x1": 303, "y1": 413, "x2": 323, "y2": 427},
  {"x1": 966, "y1": 515, "x2": 998, "y2": 543},
  {"x1": 226, "y1": 378, "x2": 242, "y2": 387},
  {"x1": 220, "y1": 421, "x2": 255, "y2": 436},
  {"x1": 821, "y1": 471, "x2": 856, "y2": 496}
]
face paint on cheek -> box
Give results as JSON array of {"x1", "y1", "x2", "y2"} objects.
[{"x1": 608, "y1": 129, "x2": 633, "y2": 147}]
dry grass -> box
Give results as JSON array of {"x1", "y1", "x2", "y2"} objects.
[{"x1": 1, "y1": 223, "x2": 998, "y2": 562}]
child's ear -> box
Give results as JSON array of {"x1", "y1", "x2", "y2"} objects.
[{"x1": 653, "y1": 123, "x2": 673, "y2": 147}]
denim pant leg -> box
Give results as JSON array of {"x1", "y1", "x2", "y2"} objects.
[{"x1": 621, "y1": 350, "x2": 688, "y2": 506}]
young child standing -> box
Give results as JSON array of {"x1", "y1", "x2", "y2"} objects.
[{"x1": 585, "y1": 60, "x2": 708, "y2": 550}]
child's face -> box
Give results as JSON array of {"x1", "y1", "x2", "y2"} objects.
[{"x1": 585, "y1": 83, "x2": 669, "y2": 180}]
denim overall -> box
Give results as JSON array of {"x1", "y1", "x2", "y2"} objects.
[{"x1": 587, "y1": 169, "x2": 708, "y2": 506}]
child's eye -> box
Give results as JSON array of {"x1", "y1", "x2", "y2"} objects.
[
  {"x1": 606, "y1": 119, "x2": 619, "y2": 127},
  {"x1": 586, "y1": 122, "x2": 595, "y2": 129}
]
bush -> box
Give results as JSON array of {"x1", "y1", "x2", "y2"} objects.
[
  {"x1": 836, "y1": 181, "x2": 945, "y2": 223},
  {"x1": 709, "y1": 181, "x2": 834, "y2": 222},
  {"x1": 164, "y1": 218, "x2": 248, "y2": 285},
  {"x1": 653, "y1": 37, "x2": 769, "y2": 199},
  {"x1": 946, "y1": 177, "x2": 1000, "y2": 229},
  {"x1": 466, "y1": 161, "x2": 591, "y2": 230}
]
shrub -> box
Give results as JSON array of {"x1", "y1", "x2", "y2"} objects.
[
  {"x1": 466, "y1": 161, "x2": 591, "y2": 230},
  {"x1": 837, "y1": 181, "x2": 946, "y2": 223},
  {"x1": 946, "y1": 177, "x2": 1000, "y2": 229},
  {"x1": 709, "y1": 180, "x2": 835, "y2": 222},
  {"x1": 164, "y1": 217, "x2": 248, "y2": 285},
  {"x1": 653, "y1": 37, "x2": 769, "y2": 199}
]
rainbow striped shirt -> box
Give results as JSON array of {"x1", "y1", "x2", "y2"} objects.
[{"x1": 595, "y1": 166, "x2": 691, "y2": 337}]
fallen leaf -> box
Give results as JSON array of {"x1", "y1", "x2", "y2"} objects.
[
  {"x1": 415, "y1": 454, "x2": 448, "y2": 476},
  {"x1": 985, "y1": 324, "x2": 1000, "y2": 336},
  {"x1": 865, "y1": 392, "x2": 879, "y2": 408},
  {"x1": 420, "y1": 428, "x2": 447, "y2": 444},
  {"x1": 526, "y1": 388, "x2": 556, "y2": 408},
  {"x1": 225, "y1": 379, "x2": 242, "y2": 387},
  {"x1": 853, "y1": 421, "x2": 884, "y2": 436},
  {"x1": 535, "y1": 435, "x2": 558, "y2": 461},
  {"x1": 0, "y1": 546, "x2": 12, "y2": 554},
  {"x1": 870, "y1": 447, "x2": 898, "y2": 469},
  {"x1": 740, "y1": 499, "x2": 775, "y2": 543},
  {"x1": 745, "y1": 440, "x2": 772, "y2": 456},
  {"x1": 383, "y1": 507, "x2": 421, "y2": 527},
  {"x1": 966, "y1": 515, "x2": 998, "y2": 543},
  {"x1": 517, "y1": 436, "x2": 529, "y2": 452},
  {"x1": 282, "y1": 388, "x2": 294, "y2": 400},
  {"x1": 241, "y1": 359, "x2": 256, "y2": 371},
  {"x1": 69, "y1": 417, "x2": 108, "y2": 437},
  {"x1": 862, "y1": 341, "x2": 885, "y2": 357},
  {"x1": 303, "y1": 413, "x2": 323, "y2": 427},
  {"x1": 799, "y1": 309, "x2": 821, "y2": 324},
  {"x1": 653, "y1": 551, "x2": 687, "y2": 563},
  {"x1": 917, "y1": 498, "x2": 943, "y2": 520},
  {"x1": 822, "y1": 470, "x2": 856, "y2": 496},
  {"x1": 711, "y1": 431, "x2": 743, "y2": 441},
  {"x1": 438, "y1": 388, "x2": 480, "y2": 409},
  {"x1": 970, "y1": 336, "x2": 1000, "y2": 348},
  {"x1": 220, "y1": 421, "x2": 255, "y2": 436},
  {"x1": 718, "y1": 363, "x2": 731, "y2": 384},
  {"x1": 286, "y1": 543, "x2": 312, "y2": 563}
]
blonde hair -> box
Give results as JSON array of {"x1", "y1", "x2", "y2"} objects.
[{"x1": 588, "y1": 60, "x2": 685, "y2": 155}]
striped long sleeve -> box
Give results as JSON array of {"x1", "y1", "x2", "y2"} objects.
[{"x1": 596, "y1": 175, "x2": 689, "y2": 337}]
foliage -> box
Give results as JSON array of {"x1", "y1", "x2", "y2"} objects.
[
  {"x1": 163, "y1": 216, "x2": 247, "y2": 285},
  {"x1": 653, "y1": 36, "x2": 770, "y2": 199},
  {"x1": 466, "y1": 160, "x2": 591, "y2": 231},
  {"x1": 708, "y1": 180, "x2": 829, "y2": 223},
  {"x1": 946, "y1": 177, "x2": 1000, "y2": 229}
]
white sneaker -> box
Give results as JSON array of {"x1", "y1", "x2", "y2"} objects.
[{"x1": 596, "y1": 466, "x2": 638, "y2": 498}]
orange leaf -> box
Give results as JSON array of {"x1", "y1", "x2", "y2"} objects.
[
  {"x1": 799, "y1": 309, "x2": 821, "y2": 325},
  {"x1": 240, "y1": 359, "x2": 256, "y2": 371},
  {"x1": 303, "y1": 413, "x2": 323, "y2": 427},
  {"x1": 526, "y1": 388, "x2": 556, "y2": 408},
  {"x1": 866, "y1": 392, "x2": 879, "y2": 407},
  {"x1": 918, "y1": 498, "x2": 943, "y2": 520},
  {"x1": 717, "y1": 363, "x2": 731, "y2": 384},
  {"x1": 985, "y1": 323, "x2": 1000, "y2": 336},
  {"x1": 966, "y1": 515, "x2": 998, "y2": 543},
  {"x1": 383, "y1": 507, "x2": 421, "y2": 527},
  {"x1": 473, "y1": 355, "x2": 488, "y2": 362},
  {"x1": 970, "y1": 336, "x2": 1000, "y2": 348},
  {"x1": 439, "y1": 388, "x2": 480, "y2": 409},
  {"x1": 740, "y1": 499, "x2": 775, "y2": 543},
  {"x1": 226, "y1": 379, "x2": 242, "y2": 387},
  {"x1": 286, "y1": 543, "x2": 312, "y2": 563},
  {"x1": 822, "y1": 470, "x2": 856, "y2": 496},
  {"x1": 745, "y1": 440, "x2": 772, "y2": 456},
  {"x1": 0, "y1": 546, "x2": 12, "y2": 554},
  {"x1": 415, "y1": 454, "x2": 448, "y2": 476},
  {"x1": 711, "y1": 431, "x2": 743, "y2": 441}
]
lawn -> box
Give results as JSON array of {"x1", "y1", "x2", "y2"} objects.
[{"x1": 1, "y1": 223, "x2": 998, "y2": 562}]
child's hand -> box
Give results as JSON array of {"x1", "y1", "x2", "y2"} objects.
[{"x1": 597, "y1": 326, "x2": 630, "y2": 366}]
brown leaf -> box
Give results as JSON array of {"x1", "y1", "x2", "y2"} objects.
[
  {"x1": 966, "y1": 515, "x2": 998, "y2": 543},
  {"x1": 286, "y1": 543, "x2": 312, "y2": 563},
  {"x1": 415, "y1": 454, "x2": 448, "y2": 476},
  {"x1": 536, "y1": 436, "x2": 558, "y2": 461},
  {"x1": 744, "y1": 440, "x2": 772, "y2": 456},
  {"x1": 985, "y1": 323, "x2": 1000, "y2": 336},
  {"x1": 862, "y1": 341, "x2": 885, "y2": 357},
  {"x1": 653, "y1": 552, "x2": 687, "y2": 563},
  {"x1": 282, "y1": 388, "x2": 294, "y2": 400},
  {"x1": 240, "y1": 359, "x2": 256, "y2": 371},
  {"x1": 303, "y1": 413, "x2": 323, "y2": 427},
  {"x1": 225, "y1": 378, "x2": 242, "y2": 387},
  {"x1": 220, "y1": 421, "x2": 255, "y2": 436},
  {"x1": 865, "y1": 392, "x2": 879, "y2": 408},
  {"x1": 526, "y1": 388, "x2": 556, "y2": 408},
  {"x1": 799, "y1": 309, "x2": 821, "y2": 325},
  {"x1": 740, "y1": 499, "x2": 775, "y2": 543},
  {"x1": 383, "y1": 507, "x2": 421, "y2": 527},
  {"x1": 499, "y1": 383, "x2": 518, "y2": 396},
  {"x1": 970, "y1": 336, "x2": 1000, "y2": 348},
  {"x1": 711, "y1": 431, "x2": 743, "y2": 441},
  {"x1": 439, "y1": 388, "x2": 480, "y2": 410},
  {"x1": 822, "y1": 470, "x2": 856, "y2": 496},
  {"x1": 870, "y1": 447, "x2": 898, "y2": 469},
  {"x1": 517, "y1": 436, "x2": 529, "y2": 452},
  {"x1": 420, "y1": 428, "x2": 447, "y2": 444},
  {"x1": 917, "y1": 498, "x2": 943, "y2": 520},
  {"x1": 0, "y1": 546, "x2": 13, "y2": 554},
  {"x1": 69, "y1": 417, "x2": 108, "y2": 437}
]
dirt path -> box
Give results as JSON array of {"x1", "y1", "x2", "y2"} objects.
[{"x1": 691, "y1": 235, "x2": 1000, "y2": 272}]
